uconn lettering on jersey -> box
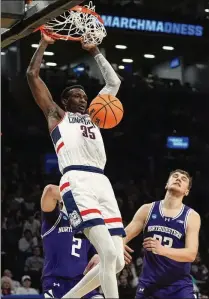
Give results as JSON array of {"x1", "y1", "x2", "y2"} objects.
[
  {"x1": 68, "y1": 116, "x2": 97, "y2": 127},
  {"x1": 58, "y1": 226, "x2": 73, "y2": 233},
  {"x1": 147, "y1": 225, "x2": 182, "y2": 239}
]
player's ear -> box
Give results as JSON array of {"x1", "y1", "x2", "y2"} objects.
[
  {"x1": 184, "y1": 189, "x2": 189, "y2": 196},
  {"x1": 165, "y1": 183, "x2": 168, "y2": 190},
  {"x1": 61, "y1": 98, "x2": 67, "y2": 109}
]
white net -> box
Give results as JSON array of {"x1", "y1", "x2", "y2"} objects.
[{"x1": 42, "y1": 2, "x2": 107, "y2": 45}]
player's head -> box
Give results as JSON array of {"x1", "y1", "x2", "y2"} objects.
[
  {"x1": 61, "y1": 85, "x2": 88, "y2": 113},
  {"x1": 165, "y1": 169, "x2": 192, "y2": 197}
]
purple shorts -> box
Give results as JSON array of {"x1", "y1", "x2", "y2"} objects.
[
  {"x1": 43, "y1": 276, "x2": 103, "y2": 299},
  {"x1": 136, "y1": 280, "x2": 196, "y2": 299}
]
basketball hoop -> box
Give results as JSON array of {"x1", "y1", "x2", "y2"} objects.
[{"x1": 38, "y1": 2, "x2": 107, "y2": 45}]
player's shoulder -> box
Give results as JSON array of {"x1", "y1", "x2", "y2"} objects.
[
  {"x1": 135, "y1": 203, "x2": 154, "y2": 218},
  {"x1": 186, "y1": 208, "x2": 201, "y2": 226},
  {"x1": 143, "y1": 202, "x2": 154, "y2": 210},
  {"x1": 188, "y1": 208, "x2": 200, "y2": 220},
  {"x1": 184, "y1": 204, "x2": 200, "y2": 218}
]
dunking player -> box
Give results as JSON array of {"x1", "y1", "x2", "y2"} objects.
[
  {"x1": 41, "y1": 184, "x2": 103, "y2": 299},
  {"x1": 27, "y1": 33, "x2": 125, "y2": 299},
  {"x1": 124, "y1": 169, "x2": 201, "y2": 299}
]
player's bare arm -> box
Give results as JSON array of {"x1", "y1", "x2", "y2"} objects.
[
  {"x1": 41, "y1": 184, "x2": 61, "y2": 212},
  {"x1": 143, "y1": 210, "x2": 201, "y2": 262},
  {"x1": 83, "y1": 254, "x2": 100, "y2": 275},
  {"x1": 26, "y1": 33, "x2": 65, "y2": 129},
  {"x1": 124, "y1": 204, "x2": 151, "y2": 263},
  {"x1": 81, "y1": 39, "x2": 121, "y2": 96}
]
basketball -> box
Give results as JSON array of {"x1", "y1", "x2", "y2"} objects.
[{"x1": 89, "y1": 94, "x2": 124, "y2": 129}]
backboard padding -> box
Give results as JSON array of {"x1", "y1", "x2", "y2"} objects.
[{"x1": 1, "y1": 0, "x2": 84, "y2": 48}]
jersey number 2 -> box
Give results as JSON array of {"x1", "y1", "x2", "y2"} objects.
[
  {"x1": 71, "y1": 237, "x2": 82, "y2": 257},
  {"x1": 80, "y1": 126, "x2": 95, "y2": 139},
  {"x1": 153, "y1": 234, "x2": 173, "y2": 248}
]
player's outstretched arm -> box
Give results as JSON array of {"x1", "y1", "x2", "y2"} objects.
[
  {"x1": 143, "y1": 210, "x2": 201, "y2": 262},
  {"x1": 123, "y1": 204, "x2": 150, "y2": 264},
  {"x1": 41, "y1": 184, "x2": 61, "y2": 212},
  {"x1": 83, "y1": 254, "x2": 100, "y2": 275},
  {"x1": 124, "y1": 204, "x2": 151, "y2": 244},
  {"x1": 81, "y1": 40, "x2": 121, "y2": 96},
  {"x1": 26, "y1": 33, "x2": 64, "y2": 128}
]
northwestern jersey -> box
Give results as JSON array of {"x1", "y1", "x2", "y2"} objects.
[
  {"x1": 50, "y1": 112, "x2": 106, "y2": 174},
  {"x1": 41, "y1": 205, "x2": 96, "y2": 280},
  {"x1": 140, "y1": 200, "x2": 193, "y2": 287}
]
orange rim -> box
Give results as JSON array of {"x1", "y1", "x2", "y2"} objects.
[{"x1": 37, "y1": 5, "x2": 104, "y2": 41}]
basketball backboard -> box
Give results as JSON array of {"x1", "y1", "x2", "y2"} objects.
[{"x1": 1, "y1": 0, "x2": 84, "y2": 48}]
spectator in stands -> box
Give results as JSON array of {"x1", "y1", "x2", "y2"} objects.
[
  {"x1": 15, "y1": 275, "x2": 39, "y2": 295},
  {"x1": 23, "y1": 214, "x2": 41, "y2": 236},
  {"x1": 1, "y1": 276, "x2": 14, "y2": 295},
  {"x1": 191, "y1": 253, "x2": 209, "y2": 283},
  {"x1": 3, "y1": 269, "x2": 20, "y2": 289},
  {"x1": 18, "y1": 229, "x2": 38, "y2": 253},
  {"x1": 14, "y1": 186, "x2": 24, "y2": 205},
  {"x1": 24, "y1": 246, "x2": 44, "y2": 289},
  {"x1": 135, "y1": 249, "x2": 144, "y2": 277},
  {"x1": 118, "y1": 273, "x2": 135, "y2": 299}
]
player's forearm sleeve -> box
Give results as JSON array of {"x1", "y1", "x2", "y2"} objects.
[{"x1": 94, "y1": 53, "x2": 121, "y2": 96}]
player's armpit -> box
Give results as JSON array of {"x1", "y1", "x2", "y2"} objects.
[
  {"x1": 41, "y1": 184, "x2": 61, "y2": 212},
  {"x1": 124, "y1": 204, "x2": 151, "y2": 244},
  {"x1": 160, "y1": 210, "x2": 201, "y2": 262}
]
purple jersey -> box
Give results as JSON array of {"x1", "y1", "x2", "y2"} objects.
[
  {"x1": 139, "y1": 201, "x2": 193, "y2": 290},
  {"x1": 41, "y1": 205, "x2": 96, "y2": 280}
]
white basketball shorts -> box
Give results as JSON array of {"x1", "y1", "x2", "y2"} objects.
[{"x1": 59, "y1": 166, "x2": 125, "y2": 237}]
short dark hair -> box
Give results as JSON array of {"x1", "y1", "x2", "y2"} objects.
[
  {"x1": 169, "y1": 169, "x2": 192, "y2": 189},
  {"x1": 61, "y1": 85, "x2": 85, "y2": 100}
]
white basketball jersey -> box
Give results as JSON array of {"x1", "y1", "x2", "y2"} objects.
[{"x1": 50, "y1": 112, "x2": 106, "y2": 174}]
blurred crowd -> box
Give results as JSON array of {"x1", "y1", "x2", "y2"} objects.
[{"x1": 2, "y1": 67, "x2": 209, "y2": 298}]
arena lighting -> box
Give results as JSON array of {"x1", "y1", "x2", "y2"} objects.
[
  {"x1": 144, "y1": 54, "x2": 155, "y2": 59},
  {"x1": 122, "y1": 58, "x2": 133, "y2": 63},
  {"x1": 115, "y1": 45, "x2": 127, "y2": 49},
  {"x1": 118, "y1": 65, "x2": 125, "y2": 69},
  {"x1": 46, "y1": 62, "x2": 57, "y2": 66},
  {"x1": 205, "y1": 9, "x2": 209, "y2": 12},
  {"x1": 76, "y1": 67, "x2": 85, "y2": 71},
  {"x1": 44, "y1": 51, "x2": 54, "y2": 56},
  {"x1": 162, "y1": 46, "x2": 174, "y2": 51},
  {"x1": 1, "y1": 51, "x2": 6, "y2": 55},
  {"x1": 31, "y1": 44, "x2": 54, "y2": 56}
]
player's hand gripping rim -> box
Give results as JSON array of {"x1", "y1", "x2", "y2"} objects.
[{"x1": 124, "y1": 244, "x2": 134, "y2": 264}]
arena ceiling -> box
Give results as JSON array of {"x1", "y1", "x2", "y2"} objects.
[
  {"x1": 17, "y1": 24, "x2": 209, "y2": 72},
  {"x1": 2, "y1": 0, "x2": 209, "y2": 71},
  {"x1": 97, "y1": 0, "x2": 208, "y2": 19}
]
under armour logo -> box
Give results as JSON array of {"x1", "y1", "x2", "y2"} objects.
[
  {"x1": 53, "y1": 283, "x2": 60, "y2": 287},
  {"x1": 177, "y1": 220, "x2": 184, "y2": 224},
  {"x1": 165, "y1": 218, "x2": 170, "y2": 222},
  {"x1": 139, "y1": 288, "x2": 144, "y2": 292}
]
